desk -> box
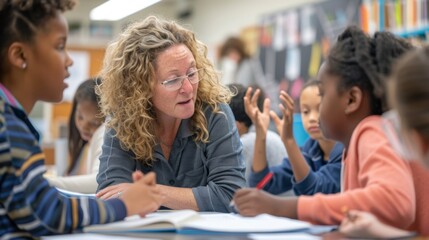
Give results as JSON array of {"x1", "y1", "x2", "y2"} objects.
[{"x1": 43, "y1": 232, "x2": 345, "y2": 240}]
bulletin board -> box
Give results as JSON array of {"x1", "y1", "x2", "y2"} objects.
[{"x1": 258, "y1": 0, "x2": 362, "y2": 110}]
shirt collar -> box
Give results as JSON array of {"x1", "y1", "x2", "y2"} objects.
[{"x1": 0, "y1": 83, "x2": 24, "y2": 111}]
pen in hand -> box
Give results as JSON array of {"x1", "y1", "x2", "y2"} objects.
[{"x1": 229, "y1": 172, "x2": 274, "y2": 209}]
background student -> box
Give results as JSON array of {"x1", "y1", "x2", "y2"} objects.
[
  {"x1": 0, "y1": 0, "x2": 161, "y2": 237},
  {"x1": 47, "y1": 78, "x2": 104, "y2": 193},
  {"x1": 232, "y1": 26, "x2": 425, "y2": 231},
  {"x1": 245, "y1": 80, "x2": 343, "y2": 195},
  {"x1": 339, "y1": 46, "x2": 429, "y2": 238},
  {"x1": 95, "y1": 16, "x2": 246, "y2": 212},
  {"x1": 227, "y1": 83, "x2": 285, "y2": 181}
]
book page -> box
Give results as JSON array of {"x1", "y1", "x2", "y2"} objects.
[{"x1": 84, "y1": 210, "x2": 198, "y2": 233}]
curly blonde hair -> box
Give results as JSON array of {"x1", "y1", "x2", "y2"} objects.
[{"x1": 98, "y1": 16, "x2": 232, "y2": 163}]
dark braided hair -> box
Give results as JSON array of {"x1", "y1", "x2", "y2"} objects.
[
  {"x1": 0, "y1": 0, "x2": 76, "y2": 76},
  {"x1": 326, "y1": 26, "x2": 413, "y2": 115}
]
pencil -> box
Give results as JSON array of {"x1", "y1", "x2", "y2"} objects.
[{"x1": 255, "y1": 172, "x2": 274, "y2": 189}]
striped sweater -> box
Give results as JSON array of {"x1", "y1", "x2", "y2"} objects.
[{"x1": 0, "y1": 97, "x2": 126, "y2": 239}]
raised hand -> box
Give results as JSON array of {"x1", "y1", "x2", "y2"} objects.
[
  {"x1": 243, "y1": 87, "x2": 271, "y2": 137},
  {"x1": 270, "y1": 90, "x2": 295, "y2": 142}
]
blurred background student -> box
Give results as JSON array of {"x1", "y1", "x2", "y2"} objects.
[
  {"x1": 218, "y1": 37, "x2": 254, "y2": 86},
  {"x1": 339, "y1": 45, "x2": 429, "y2": 238},
  {"x1": 228, "y1": 83, "x2": 285, "y2": 181},
  {"x1": 245, "y1": 80, "x2": 343, "y2": 196},
  {"x1": 48, "y1": 78, "x2": 104, "y2": 193},
  {"x1": 218, "y1": 36, "x2": 280, "y2": 110}
]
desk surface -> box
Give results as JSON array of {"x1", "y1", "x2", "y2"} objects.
[{"x1": 43, "y1": 231, "x2": 346, "y2": 240}]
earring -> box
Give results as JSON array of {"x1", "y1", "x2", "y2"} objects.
[{"x1": 21, "y1": 62, "x2": 27, "y2": 69}]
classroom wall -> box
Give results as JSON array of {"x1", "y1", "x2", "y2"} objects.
[
  {"x1": 184, "y1": 0, "x2": 323, "y2": 48},
  {"x1": 65, "y1": 0, "x2": 324, "y2": 50}
]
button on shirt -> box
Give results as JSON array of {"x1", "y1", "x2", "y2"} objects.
[{"x1": 97, "y1": 103, "x2": 246, "y2": 212}]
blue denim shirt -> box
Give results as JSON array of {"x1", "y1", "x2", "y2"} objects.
[
  {"x1": 249, "y1": 138, "x2": 343, "y2": 195},
  {"x1": 97, "y1": 103, "x2": 246, "y2": 212}
]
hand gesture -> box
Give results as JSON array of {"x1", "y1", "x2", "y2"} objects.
[
  {"x1": 232, "y1": 188, "x2": 277, "y2": 217},
  {"x1": 244, "y1": 87, "x2": 271, "y2": 137},
  {"x1": 96, "y1": 182, "x2": 132, "y2": 200},
  {"x1": 270, "y1": 90, "x2": 294, "y2": 141},
  {"x1": 120, "y1": 171, "x2": 162, "y2": 217},
  {"x1": 339, "y1": 210, "x2": 412, "y2": 239},
  {"x1": 97, "y1": 171, "x2": 162, "y2": 217}
]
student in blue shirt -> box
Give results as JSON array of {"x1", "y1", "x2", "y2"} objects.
[
  {"x1": 0, "y1": 1, "x2": 161, "y2": 237},
  {"x1": 245, "y1": 80, "x2": 343, "y2": 195}
]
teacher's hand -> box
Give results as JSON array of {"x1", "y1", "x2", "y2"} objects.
[{"x1": 96, "y1": 182, "x2": 132, "y2": 200}]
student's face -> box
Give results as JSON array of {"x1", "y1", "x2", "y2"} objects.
[
  {"x1": 152, "y1": 44, "x2": 199, "y2": 121},
  {"x1": 75, "y1": 100, "x2": 102, "y2": 142},
  {"x1": 318, "y1": 63, "x2": 348, "y2": 142},
  {"x1": 300, "y1": 86, "x2": 323, "y2": 140},
  {"x1": 26, "y1": 11, "x2": 73, "y2": 103}
]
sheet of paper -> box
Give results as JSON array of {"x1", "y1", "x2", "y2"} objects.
[{"x1": 182, "y1": 213, "x2": 310, "y2": 233}]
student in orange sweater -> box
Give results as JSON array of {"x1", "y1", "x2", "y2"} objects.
[
  {"x1": 232, "y1": 26, "x2": 426, "y2": 232},
  {"x1": 339, "y1": 46, "x2": 429, "y2": 238}
]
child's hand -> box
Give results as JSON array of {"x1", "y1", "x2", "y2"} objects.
[
  {"x1": 244, "y1": 87, "x2": 271, "y2": 136},
  {"x1": 339, "y1": 210, "x2": 412, "y2": 239},
  {"x1": 232, "y1": 188, "x2": 277, "y2": 217},
  {"x1": 339, "y1": 210, "x2": 375, "y2": 236},
  {"x1": 120, "y1": 172, "x2": 162, "y2": 217},
  {"x1": 270, "y1": 90, "x2": 294, "y2": 141}
]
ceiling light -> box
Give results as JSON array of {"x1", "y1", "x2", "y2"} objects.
[{"x1": 90, "y1": 0, "x2": 161, "y2": 21}]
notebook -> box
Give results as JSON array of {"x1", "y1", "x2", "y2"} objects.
[{"x1": 83, "y1": 210, "x2": 311, "y2": 234}]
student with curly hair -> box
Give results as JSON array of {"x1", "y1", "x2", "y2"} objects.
[
  {"x1": 95, "y1": 16, "x2": 246, "y2": 212},
  {"x1": 0, "y1": 0, "x2": 161, "y2": 237}
]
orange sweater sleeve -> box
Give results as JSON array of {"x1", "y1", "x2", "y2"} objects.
[{"x1": 297, "y1": 116, "x2": 415, "y2": 229}]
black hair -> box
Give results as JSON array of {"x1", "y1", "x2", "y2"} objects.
[
  {"x1": 67, "y1": 78, "x2": 102, "y2": 174},
  {"x1": 228, "y1": 83, "x2": 265, "y2": 128},
  {"x1": 301, "y1": 79, "x2": 320, "y2": 93},
  {"x1": 0, "y1": 0, "x2": 75, "y2": 76},
  {"x1": 326, "y1": 25, "x2": 413, "y2": 115}
]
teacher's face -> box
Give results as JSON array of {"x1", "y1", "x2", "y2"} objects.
[{"x1": 152, "y1": 44, "x2": 199, "y2": 121}]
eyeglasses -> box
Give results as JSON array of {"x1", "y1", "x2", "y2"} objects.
[{"x1": 160, "y1": 68, "x2": 203, "y2": 91}]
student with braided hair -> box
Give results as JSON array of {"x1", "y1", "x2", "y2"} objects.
[
  {"x1": 232, "y1": 26, "x2": 428, "y2": 233},
  {"x1": 339, "y1": 45, "x2": 429, "y2": 238},
  {"x1": 0, "y1": 0, "x2": 161, "y2": 237}
]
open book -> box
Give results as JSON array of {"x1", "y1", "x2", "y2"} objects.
[{"x1": 83, "y1": 210, "x2": 311, "y2": 234}]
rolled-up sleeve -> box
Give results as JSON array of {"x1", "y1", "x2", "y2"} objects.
[{"x1": 96, "y1": 128, "x2": 137, "y2": 192}]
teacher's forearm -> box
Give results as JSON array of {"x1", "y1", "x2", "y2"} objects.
[{"x1": 157, "y1": 184, "x2": 199, "y2": 210}]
